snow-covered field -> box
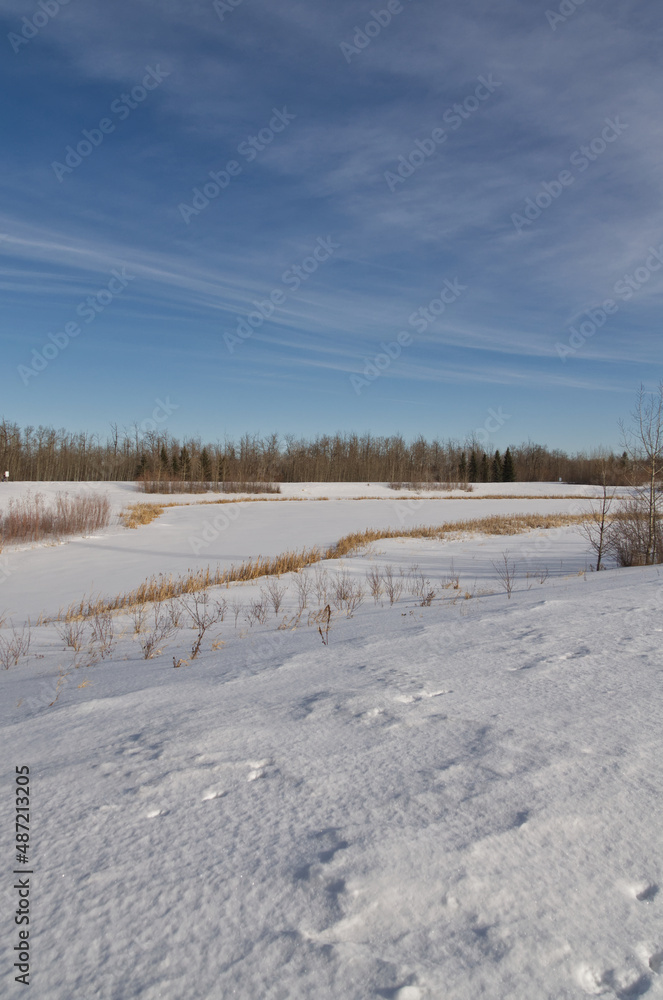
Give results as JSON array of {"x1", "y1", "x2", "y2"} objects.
[{"x1": 1, "y1": 483, "x2": 661, "y2": 999}]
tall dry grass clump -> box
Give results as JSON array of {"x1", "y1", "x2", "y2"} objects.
[
  {"x1": 120, "y1": 503, "x2": 165, "y2": 529},
  {"x1": 324, "y1": 512, "x2": 593, "y2": 559},
  {"x1": 0, "y1": 492, "x2": 111, "y2": 546}
]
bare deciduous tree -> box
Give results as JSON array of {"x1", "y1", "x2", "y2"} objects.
[
  {"x1": 618, "y1": 382, "x2": 663, "y2": 565},
  {"x1": 578, "y1": 468, "x2": 616, "y2": 571}
]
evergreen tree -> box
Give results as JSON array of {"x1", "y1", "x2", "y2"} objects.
[
  {"x1": 200, "y1": 447, "x2": 212, "y2": 482},
  {"x1": 491, "y1": 450, "x2": 502, "y2": 482},
  {"x1": 180, "y1": 446, "x2": 190, "y2": 481},
  {"x1": 134, "y1": 453, "x2": 148, "y2": 479},
  {"x1": 160, "y1": 445, "x2": 170, "y2": 474},
  {"x1": 480, "y1": 453, "x2": 489, "y2": 482},
  {"x1": 502, "y1": 447, "x2": 516, "y2": 482},
  {"x1": 468, "y1": 450, "x2": 479, "y2": 482},
  {"x1": 458, "y1": 453, "x2": 467, "y2": 481}
]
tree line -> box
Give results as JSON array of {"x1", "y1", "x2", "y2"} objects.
[{"x1": 0, "y1": 420, "x2": 634, "y2": 484}]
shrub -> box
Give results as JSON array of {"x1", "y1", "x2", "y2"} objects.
[
  {"x1": 0, "y1": 492, "x2": 111, "y2": 546},
  {"x1": 609, "y1": 499, "x2": 663, "y2": 566},
  {"x1": 137, "y1": 480, "x2": 281, "y2": 495}
]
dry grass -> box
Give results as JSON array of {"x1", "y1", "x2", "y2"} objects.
[
  {"x1": 325, "y1": 512, "x2": 595, "y2": 558},
  {"x1": 120, "y1": 503, "x2": 165, "y2": 529},
  {"x1": 57, "y1": 511, "x2": 595, "y2": 621},
  {"x1": 0, "y1": 492, "x2": 111, "y2": 546}
]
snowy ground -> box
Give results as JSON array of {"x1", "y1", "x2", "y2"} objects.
[
  {"x1": 0, "y1": 480, "x2": 611, "y2": 623},
  {"x1": 1, "y1": 484, "x2": 661, "y2": 999}
]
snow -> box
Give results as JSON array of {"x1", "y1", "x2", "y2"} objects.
[
  {"x1": 0, "y1": 481, "x2": 611, "y2": 623},
  {"x1": 1, "y1": 483, "x2": 661, "y2": 999}
]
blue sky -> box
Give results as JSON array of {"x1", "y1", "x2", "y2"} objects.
[{"x1": 1, "y1": 0, "x2": 662, "y2": 451}]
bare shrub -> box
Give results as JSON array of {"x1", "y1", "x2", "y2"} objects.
[
  {"x1": 330, "y1": 570, "x2": 364, "y2": 616},
  {"x1": 130, "y1": 605, "x2": 148, "y2": 634},
  {"x1": 247, "y1": 597, "x2": 268, "y2": 626},
  {"x1": 382, "y1": 565, "x2": 404, "y2": 605},
  {"x1": 263, "y1": 578, "x2": 287, "y2": 615},
  {"x1": 313, "y1": 565, "x2": 330, "y2": 605},
  {"x1": 0, "y1": 492, "x2": 111, "y2": 546},
  {"x1": 55, "y1": 618, "x2": 86, "y2": 651},
  {"x1": 137, "y1": 480, "x2": 281, "y2": 495},
  {"x1": 218, "y1": 481, "x2": 281, "y2": 494},
  {"x1": 406, "y1": 564, "x2": 434, "y2": 600},
  {"x1": 609, "y1": 499, "x2": 663, "y2": 567},
  {"x1": 293, "y1": 572, "x2": 312, "y2": 612},
  {"x1": 89, "y1": 612, "x2": 115, "y2": 659},
  {"x1": 230, "y1": 599, "x2": 243, "y2": 627},
  {"x1": 184, "y1": 592, "x2": 224, "y2": 659},
  {"x1": 443, "y1": 560, "x2": 460, "y2": 590},
  {"x1": 365, "y1": 566, "x2": 383, "y2": 603},
  {"x1": 345, "y1": 582, "x2": 364, "y2": 617},
  {"x1": 140, "y1": 606, "x2": 179, "y2": 659},
  {"x1": 0, "y1": 623, "x2": 31, "y2": 668},
  {"x1": 492, "y1": 551, "x2": 517, "y2": 599},
  {"x1": 332, "y1": 570, "x2": 352, "y2": 610},
  {"x1": 388, "y1": 481, "x2": 473, "y2": 492}
]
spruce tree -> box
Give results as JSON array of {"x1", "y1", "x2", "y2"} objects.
[
  {"x1": 502, "y1": 447, "x2": 516, "y2": 482},
  {"x1": 200, "y1": 447, "x2": 212, "y2": 482},
  {"x1": 491, "y1": 450, "x2": 502, "y2": 482},
  {"x1": 480, "y1": 453, "x2": 489, "y2": 482},
  {"x1": 468, "y1": 450, "x2": 479, "y2": 482},
  {"x1": 458, "y1": 454, "x2": 467, "y2": 481}
]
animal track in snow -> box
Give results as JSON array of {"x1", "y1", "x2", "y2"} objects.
[
  {"x1": 649, "y1": 952, "x2": 663, "y2": 974},
  {"x1": 393, "y1": 689, "x2": 449, "y2": 704},
  {"x1": 634, "y1": 883, "x2": 659, "y2": 903},
  {"x1": 294, "y1": 828, "x2": 350, "y2": 880},
  {"x1": 247, "y1": 758, "x2": 272, "y2": 781},
  {"x1": 145, "y1": 807, "x2": 165, "y2": 819},
  {"x1": 201, "y1": 788, "x2": 227, "y2": 802},
  {"x1": 577, "y1": 963, "x2": 652, "y2": 997},
  {"x1": 377, "y1": 984, "x2": 422, "y2": 1000}
]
